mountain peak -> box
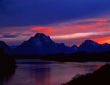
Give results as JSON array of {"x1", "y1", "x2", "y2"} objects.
[
  {"x1": 83, "y1": 40, "x2": 97, "y2": 44},
  {"x1": 0, "y1": 41, "x2": 8, "y2": 48},
  {"x1": 19, "y1": 33, "x2": 55, "y2": 48},
  {"x1": 35, "y1": 33, "x2": 48, "y2": 37},
  {"x1": 0, "y1": 41, "x2": 6, "y2": 44},
  {"x1": 15, "y1": 33, "x2": 78, "y2": 54},
  {"x1": 80, "y1": 40, "x2": 98, "y2": 47},
  {"x1": 79, "y1": 40, "x2": 103, "y2": 52},
  {"x1": 33, "y1": 33, "x2": 52, "y2": 43},
  {"x1": 33, "y1": 33, "x2": 54, "y2": 45}
]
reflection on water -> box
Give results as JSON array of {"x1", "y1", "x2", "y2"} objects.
[{"x1": 4, "y1": 59, "x2": 108, "y2": 85}]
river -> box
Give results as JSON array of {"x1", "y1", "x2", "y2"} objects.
[{"x1": 4, "y1": 59, "x2": 108, "y2": 85}]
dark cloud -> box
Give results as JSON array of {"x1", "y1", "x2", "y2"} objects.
[
  {"x1": 0, "y1": 0, "x2": 110, "y2": 26},
  {"x1": 73, "y1": 21, "x2": 98, "y2": 25},
  {"x1": 0, "y1": 34, "x2": 18, "y2": 38}
]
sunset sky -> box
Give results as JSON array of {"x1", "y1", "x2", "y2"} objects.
[{"x1": 0, "y1": 0, "x2": 110, "y2": 46}]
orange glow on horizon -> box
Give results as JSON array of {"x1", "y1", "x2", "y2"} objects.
[
  {"x1": 92, "y1": 36, "x2": 110, "y2": 44},
  {"x1": 31, "y1": 26, "x2": 56, "y2": 35},
  {"x1": 30, "y1": 17, "x2": 110, "y2": 46},
  {"x1": 1, "y1": 17, "x2": 110, "y2": 46},
  {"x1": 31, "y1": 17, "x2": 110, "y2": 36}
]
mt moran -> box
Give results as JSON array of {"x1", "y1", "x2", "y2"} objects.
[
  {"x1": 13, "y1": 33, "x2": 77, "y2": 54},
  {"x1": 1, "y1": 33, "x2": 110, "y2": 55}
]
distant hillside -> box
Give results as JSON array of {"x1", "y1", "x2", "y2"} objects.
[{"x1": 79, "y1": 40, "x2": 110, "y2": 52}]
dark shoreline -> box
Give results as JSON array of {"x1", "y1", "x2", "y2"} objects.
[
  {"x1": 6, "y1": 52, "x2": 110, "y2": 62},
  {"x1": 0, "y1": 48, "x2": 16, "y2": 82},
  {"x1": 63, "y1": 64, "x2": 110, "y2": 85}
]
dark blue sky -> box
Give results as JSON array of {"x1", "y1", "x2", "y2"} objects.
[
  {"x1": 0, "y1": 0, "x2": 110, "y2": 46},
  {"x1": 0, "y1": 0, "x2": 110, "y2": 26}
]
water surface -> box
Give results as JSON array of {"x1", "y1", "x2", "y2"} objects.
[{"x1": 4, "y1": 59, "x2": 107, "y2": 85}]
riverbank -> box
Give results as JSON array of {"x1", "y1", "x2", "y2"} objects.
[{"x1": 63, "y1": 64, "x2": 110, "y2": 85}]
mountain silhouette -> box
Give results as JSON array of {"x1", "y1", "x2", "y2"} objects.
[
  {"x1": 1, "y1": 33, "x2": 110, "y2": 55},
  {"x1": 0, "y1": 41, "x2": 9, "y2": 49},
  {"x1": 14, "y1": 33, "x2": 77, "y2": 54},
  {"x1": 78, "y1": 40, "x2": 110, "y2": 52}
]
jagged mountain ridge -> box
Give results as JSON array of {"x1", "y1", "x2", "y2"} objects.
[
  {"x1": 1, "y1": 33, "x2": 110, "y2": 54},
  {"x1": 14, "y1": 33, "x2": 77, "y2": 54}
]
